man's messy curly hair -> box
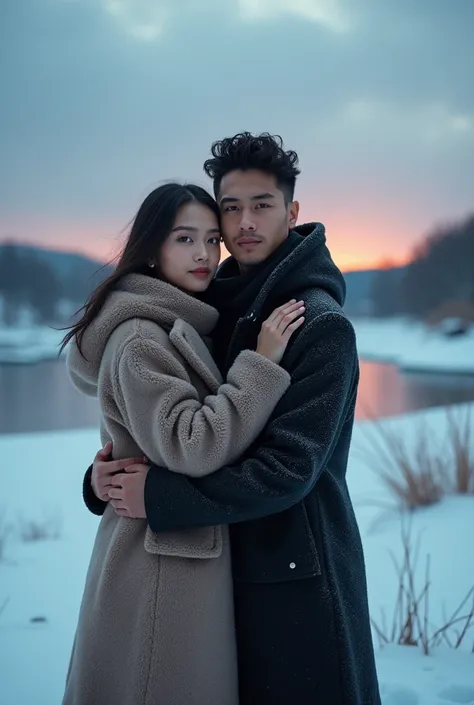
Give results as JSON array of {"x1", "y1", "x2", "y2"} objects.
[{"x1": 203, "y1": 132, "x2": 300, "y2": 204}]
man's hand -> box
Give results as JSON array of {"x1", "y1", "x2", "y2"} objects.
[
  {"x1": 108, "y1": 463, "x2": 150, "y2": 518},
  {"x1": 91, "y1": 442, "x2": 146, "y2": 502}
]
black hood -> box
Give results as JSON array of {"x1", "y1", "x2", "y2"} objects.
[
  {"x1": 203, "y1": 222, "x2": 346, "y2": 371},
  {"x1": 250, "y1": 222, "x2": 346, "y2": 313}
]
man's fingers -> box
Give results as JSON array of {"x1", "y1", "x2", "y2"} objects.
[
  {"x1": 96, "y1": 441, "x2": 113, "y2": 461},
  {"x1": 123, "y1": 463, "x2": 149, "y2": 474},
  {"x1": 114, "y1": 508, "x2": 131, "y2": 517},
  {"x1": 96, "y1": 457, "x2": 145, "y2": 477},
  {"x1": 108, "y1": 487, "x2": 123, "y2": 500},
  {"x1": 98, "y1": 484, "x2": 113, "y2": 500}
]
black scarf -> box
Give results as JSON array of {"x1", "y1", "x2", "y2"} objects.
[{"x1": 203, "y1": 231, "x2": 303, "y2": 371}]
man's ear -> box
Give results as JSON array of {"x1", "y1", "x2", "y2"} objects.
[{"x1": 288, "y1": 200, "x2": 300, "y2": 229}]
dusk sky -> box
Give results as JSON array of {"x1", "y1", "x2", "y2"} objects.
[{"x1": 1, "y1": 0, "x2": 473, "y2": 270}]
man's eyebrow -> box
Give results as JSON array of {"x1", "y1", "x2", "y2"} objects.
[
  {"x1": 219, "y1": 196, "x2": 239, "y2": 205},
  {"x1": 219, "y1": 193, "x2": 275, "y2": 205},
  {"x1": 250, "y1": 192, "x2": 275, "y2": 201}
]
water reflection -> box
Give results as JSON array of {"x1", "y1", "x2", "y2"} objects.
[
  {"x1": 1, "y1": 359, "x2": 474, "y2": 435},
  {"x1": 356, "y1": 361, "x2": 474, "y2": 420}
]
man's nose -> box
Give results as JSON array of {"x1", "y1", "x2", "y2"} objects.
[{"x1": 239, "y1": 210, "x2": 257, "y2": 231}]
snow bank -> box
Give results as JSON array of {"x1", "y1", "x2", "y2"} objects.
[
  {"x1": 0, "y1": 408, "x2": 473, "y2": 704},
  {"x1": 0, "y1": 325, "x2": 64, "y2": 364},
  {"x1": 353, "y1": 317, "x2": 474, "y2": 375},
  {"x1": 2, "y1": 317, "x2": 473, "y2": 375}
]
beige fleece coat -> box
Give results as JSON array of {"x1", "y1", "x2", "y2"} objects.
[{"x1": 63, "y1": 273, "x2": 291, "y2": 705}]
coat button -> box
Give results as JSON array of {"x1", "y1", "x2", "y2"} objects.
[{"x1": 289, "y1": 562, "x2": 296, "y2": 569}]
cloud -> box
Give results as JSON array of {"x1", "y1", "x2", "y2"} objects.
[
  {"x1": 103, "y1": 0, "x2": 350, "y2": 41},
  {"x1": 1, "y1": 0, "x2": 472, "y2": 267},
  {"x1": 343, "y1": 99, "x2": 473, "y2": 144},
  {"x1": 238, "y1": 0, "x2": 350, "y2": 31}
]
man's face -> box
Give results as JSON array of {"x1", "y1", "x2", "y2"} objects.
[{"x1": 218, "y1": 169, "x2": 299, "y2": 269}]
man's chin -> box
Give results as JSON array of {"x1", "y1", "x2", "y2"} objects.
[{"x1": 236, "y1": 254, "x2": 267, "y2": 272}]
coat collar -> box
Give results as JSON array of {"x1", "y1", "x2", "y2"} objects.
[{"x1": 67, "y1": 273, "x2": 220, "y2": 392}]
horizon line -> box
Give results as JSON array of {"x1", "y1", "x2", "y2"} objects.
[{"x1": 0, "y1": 237, "x2": 409, "y2": 273}]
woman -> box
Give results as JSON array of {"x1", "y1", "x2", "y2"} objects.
[{"x1": 61, "y1": 183, "x2": 304, "y2": 705}]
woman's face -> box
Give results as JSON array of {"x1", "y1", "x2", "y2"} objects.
[{"x1": 159, "y1": 202, "x2": 221, "y2": 293}]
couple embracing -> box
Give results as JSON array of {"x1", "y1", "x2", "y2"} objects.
[{"x1": 61, "y1": 132, "x2": 381, "y2": 705}]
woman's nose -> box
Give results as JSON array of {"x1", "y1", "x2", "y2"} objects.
[{"x1": 194, "y1": 247, "x2": 209, "y2": 262}]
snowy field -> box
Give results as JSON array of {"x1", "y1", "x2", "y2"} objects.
[
  {"x1": 353, "y1": 318, "x2": 474, "y2": 375},
  {"x1": 0, "y1": 405, "x2": 473, "y2": 704},
  {"x1": 1, "y1": 317, "x2": 473, "y2": 375},
  {"x1": 0, "y1": 325, "x2": 64, "y2": 364}
]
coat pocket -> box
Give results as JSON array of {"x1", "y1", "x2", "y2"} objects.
[
  {"x1": 231, "y1": 502, "x2": 321, "y2": 583},
  {"x1": 144, "y1": 524, "x2": 224, "y2": 559}
]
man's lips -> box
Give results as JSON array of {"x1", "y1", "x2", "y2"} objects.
[{"x1": 236, "y1": 237, "x2": 262, "y2": 248}]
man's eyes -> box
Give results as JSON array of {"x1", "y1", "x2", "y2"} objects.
[{"x1": 223, "y1": 203, "x2": 271, "y2": 212}]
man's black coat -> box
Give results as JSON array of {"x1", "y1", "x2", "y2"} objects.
[{"x1": 84, "y1": 224, "x2": 381, "y2": 705}]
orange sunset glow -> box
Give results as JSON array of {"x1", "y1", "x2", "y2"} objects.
[{"x1": 0, "y1": 210, "x2": 412, "y2": 273}]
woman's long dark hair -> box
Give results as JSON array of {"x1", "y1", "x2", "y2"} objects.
[{"x1": 59, "y1": 183, "x2": 220, "y2": 357}]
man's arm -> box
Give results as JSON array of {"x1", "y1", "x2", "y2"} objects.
[
  {"x1": 83, "y1": 465, "x2": 109, "y2": 515},
  {"x1": 143, "y1": 313, "x2": 358, "y2": 533}
]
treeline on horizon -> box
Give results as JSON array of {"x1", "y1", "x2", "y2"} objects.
[
  {"x1": 371, "y1": 213, "x2": 474, "y2": 322},
  {"x1": 0, "y1": 212, "x2": 473, "y2": 325},
  {"x1": 0, "y1": 246, "x2": 112, "y2": 324}
]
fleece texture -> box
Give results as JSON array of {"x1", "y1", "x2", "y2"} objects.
[{"x1": 62, "y1": 272, "x2": 290, "y2": 705}]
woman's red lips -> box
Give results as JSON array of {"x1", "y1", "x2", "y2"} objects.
[{"x1": 190, "y1": 267, "x2": 211, "y2": 277}]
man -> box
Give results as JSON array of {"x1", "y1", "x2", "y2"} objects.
[{"x1": 84, "y1": 132, "x2": 381, "y2": 704}]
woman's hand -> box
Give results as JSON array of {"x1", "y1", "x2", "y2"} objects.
[{"x1": 256, "y1": 299, "x2": 305, "y2": 365}]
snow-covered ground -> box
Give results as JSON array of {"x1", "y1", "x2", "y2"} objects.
[
  {"x1": 1, "y1": 317, "x2": 473, "y2": 375},
  {"x1": 353, "y1": 317, "x2": 474, "y2": 375},
  {"x1": 0, "y1": 405, "x2": 473, "y2": 704},
  {"x1": 0, "y1": 325, "x2": 64, "y2": 364}
]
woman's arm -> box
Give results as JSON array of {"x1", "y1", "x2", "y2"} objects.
[
  {"x1": 141, "y1": 314, "x2": 358, "y2": 529},
  {"x1": 112, "y1": 332, "x2": 291, "y2": 477}
]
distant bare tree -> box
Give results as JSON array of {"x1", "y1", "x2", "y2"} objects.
[
  {"x1": 401, "y1": 214, "x2": 474, "y2": 319},
  {"x1": 26, "y1": 256, "x2": 62, "y2": 323},
  {"x1": 0, "y1": 243, "x2": 24, "y2": 323},
  {"x1": 0, "y1": 243, "x2": 62, "y2": 324},
  {"x1": 370, "y1": 261, "x2": 402, "y2": 317}
]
